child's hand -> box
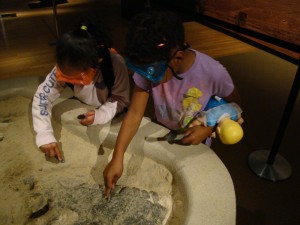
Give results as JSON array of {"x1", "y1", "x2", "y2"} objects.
[
  {"x1": 103, "y1": 157, "x2": 123, "y2": 198},
  {"x1": 237, "y1": 116, "x2": 244, "y2": 125},
  {"x1": 181, "y1": 125, "x2": 213, "y2": 145},
  {"x1": 188, "y1": 118, "x2": 202, "y2": 128},
  {"x1": 40, "y1": 142, "x2": 63, "y2": 161},
  {"x1": 78, "y1": 110, "x2": 95, "y2": 126}
]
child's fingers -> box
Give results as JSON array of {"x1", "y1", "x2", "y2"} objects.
[
  {"x1": 237, "y1": 117, "x2": 244, "y2": 124},
  {"x1": 78, "y1": 110, "x2": 95, "y2": 126},
  {"x1": 188, "y1": 119, "x2": 201, "y2": 128},
  {"x1": 54, "y1": 145, "x2": 63, "y2": 161},
  {"x1": 79, "y1": 117, "x2": 93, "y2": 126},
  {"x1": 86, "y1": 110, "x2": 95, "y2": 116}
]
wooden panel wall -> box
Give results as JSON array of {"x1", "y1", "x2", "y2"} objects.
[{"x1": 196, "y1": 0, "x2": 300, "y2": 47}]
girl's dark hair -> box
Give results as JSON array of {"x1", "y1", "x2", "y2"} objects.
[
  {"x1": 55, "y1": 18, "x2": 115, "y2": 90},
  {"x1": 123, "y1": 11, "x2": 185, "y2": 64},
  {"x1": 55, "y1": 18, "x2": 112, "y2": 70}
]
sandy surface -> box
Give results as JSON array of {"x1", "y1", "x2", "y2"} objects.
[{"x1": 0, "y1": 95, "x2": 175, "y2": 224}]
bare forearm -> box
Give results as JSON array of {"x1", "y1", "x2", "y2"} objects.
[
  {"x1": 112, "y1": 85, "x2": 149, "y2": 159},
  {"x1": 112, "y1": 110, "x2": 143, "y2": 158}
]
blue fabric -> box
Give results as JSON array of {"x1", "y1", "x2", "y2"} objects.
[
  {"x1": 204, "y1": 97, "x2": 228, "y2": 110},
  {"x1": 204, "y1": 97, "x2": 239, "y2": 126}
]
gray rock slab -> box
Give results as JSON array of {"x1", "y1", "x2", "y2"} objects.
[{"x1": 26, "y1": 184, "x2": 168, "y2": 225}]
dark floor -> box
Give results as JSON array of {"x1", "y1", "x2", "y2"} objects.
[{"x1": 1, "y1": 1, "x2": 299, "y2": 225}]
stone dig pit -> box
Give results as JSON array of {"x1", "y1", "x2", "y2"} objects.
[{"x1": 0, "y1": 76, "x2": 236, "y2": 225}]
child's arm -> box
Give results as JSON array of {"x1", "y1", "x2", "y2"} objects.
[
  {"x1": 223, "y1": 87, "x2": 241, "y2": 105},
  {"x1": 103, "y1": 85, "x2": 150, "y2": 197},
  {"x1": 32, "y1": 68, "x2": 64, "y2": 161},
  {"x1": 96, "y1": 54, "x2": 130, "y2": 123},
  {"x1": 82, "y1": 54, "x2": 130, "y2": 126},
  {"x1": 181, "y1": 125, "x2": 214, "y2": 145}
]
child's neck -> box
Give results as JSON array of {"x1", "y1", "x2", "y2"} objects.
[{"x1": 178, "y1": 49, "x2": 195, "y2": 74}]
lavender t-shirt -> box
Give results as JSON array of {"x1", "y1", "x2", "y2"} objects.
[{"x1": 133, "y1": 49, "x2": 234, "y2": 131}]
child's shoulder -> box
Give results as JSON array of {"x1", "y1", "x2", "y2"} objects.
[
  {"x1": 190, "y1": 49, "x2": 216, "y2": 62},
  {"x1": 110, "y1": 51, "x2": 126, "y2": 66}
]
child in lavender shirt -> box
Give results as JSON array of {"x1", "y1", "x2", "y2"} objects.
[
  {"x1": 133, "y1": 49, "x2": 234, "y2": 131},
  {"x1": 103, "y1": 11, "x2": 241, "y2": 197}
]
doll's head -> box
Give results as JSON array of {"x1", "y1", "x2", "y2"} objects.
[{"x1": 216, "y1": 119, "x2": 243, "y2": 144}]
